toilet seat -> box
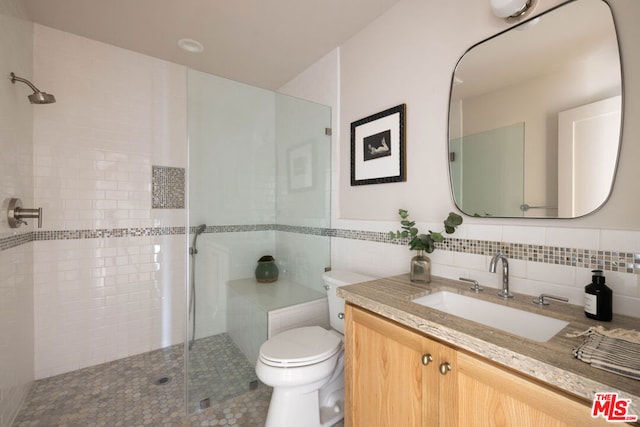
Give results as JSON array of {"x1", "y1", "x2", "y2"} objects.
[{"x1": 259, "y1": 326, "x2": 341, "y2": 367}]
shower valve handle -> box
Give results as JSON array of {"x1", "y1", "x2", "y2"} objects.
[{"x1": 7, "y1": 198, "x2": 43, "y2": 228}]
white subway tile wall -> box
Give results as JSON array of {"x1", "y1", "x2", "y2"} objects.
[
  {"x1": 33, "y1": 24, "x2": 187, "y2": 232},
  {"x1": 33, "y1": 236, "x2": 185, "y2": 378},
  {"x1": 330, "y1": 223, "x2": 640, "y2": 317},
  {"x1": 29, "y1": 26, "x2": 335, "y2": 380},
  {"x1": 32, "y1": 25, "x2": 187, "y2": 378},
  {"x1": 0, "y1": 2, "x2": 34, "y2": 424},
  {"x1": 0, "y1": 243, "x2": 33, "y2": 425}
]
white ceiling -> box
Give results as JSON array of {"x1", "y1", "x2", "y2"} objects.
[{"x1": 23, "y1": 0, "x2": 401, "y2": 90}]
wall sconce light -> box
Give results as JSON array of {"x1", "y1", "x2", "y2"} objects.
[{"x1": 491, "y1": 0, "x2": 537, "y2": 22}]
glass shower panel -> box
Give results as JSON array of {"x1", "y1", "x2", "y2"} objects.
[
  {"x1": 274, "y1": 93, "x2": 331, "y2": 293},
  {"x1": 187, "y1": 69, "x2": 274, "y2": 412},
  {"x1": 186, "y1": 69, "x2": 331, "y2": 413}
]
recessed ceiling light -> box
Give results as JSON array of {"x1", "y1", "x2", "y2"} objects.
[{"x1": 178, "y1": 38, "x2": 204, "y2": 53}]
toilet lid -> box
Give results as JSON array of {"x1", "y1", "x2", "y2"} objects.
[{"x1": 259, "y1": 326, "x2": 341, "y2": 367}]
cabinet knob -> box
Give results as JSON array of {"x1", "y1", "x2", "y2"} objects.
[
  {"x1": 439, "y1": 362, "x2": 452, "y2": 375},
  {"x1": 421, "y1": 353, "x2": 433, "y2": 366}
]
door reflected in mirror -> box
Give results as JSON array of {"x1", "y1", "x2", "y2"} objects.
[{"x1": 448, "y1": 0, "x2": 622, "y2": 218}]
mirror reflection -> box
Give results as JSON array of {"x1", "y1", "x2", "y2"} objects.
[{"x1": 448, "y1": 0, "x2": 622, "y2": 218}]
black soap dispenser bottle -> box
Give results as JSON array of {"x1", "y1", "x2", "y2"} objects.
[{"x1": 584, "y1": 269, "x2": 612, "y2": 321}]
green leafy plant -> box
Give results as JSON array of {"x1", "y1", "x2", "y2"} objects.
[{"x1": 389, "y1": 209, "x2": 463, "y2": 253}]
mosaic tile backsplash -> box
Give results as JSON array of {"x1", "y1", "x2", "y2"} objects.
[
  {"x1": 2, "y1": 226, "x2": 639, "y2": 275},
  {"x1": 152, "y1": 166, "x2": 185, "y2": 209}
]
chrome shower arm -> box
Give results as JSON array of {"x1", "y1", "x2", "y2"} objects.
[
  {"x1": 9, "y1": 72, "x2": 56, "y2": 104},
  {"x1": 10, "y1": 72, "x2": 41, "y2": 93}
]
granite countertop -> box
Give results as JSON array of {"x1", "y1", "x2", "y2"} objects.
[{"x1": 337, "y1": 274, "x2": 640, "y2": 416}]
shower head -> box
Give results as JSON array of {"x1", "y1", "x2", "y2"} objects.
[
  {"x1": 10, "y1": 72, "x2": 56, "y2": 104},
  {"x1": 195, "y1": 224, "x2": 207, "y2": 235}
]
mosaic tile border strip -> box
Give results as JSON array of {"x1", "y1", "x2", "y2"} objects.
[
  {"x1": 276, "y1": 224, "x2": 332, "y2": 236},
  {"x1": 0, "y1": 232, "x2": 33, "y2": 251},
  {"x1": 381, "y1": 234, "x2": 640, "y2": 275},
  {"x1": 331, "y1": 228, "x2": 389, "y2": 242},
  {"x1": 193, "y1": 224, "x2": 331, "y2": 235},
  {"x1": 34, "y1": 227, "x2": 186, "y2": 240},
  {"x1": 440, "y1": 238, "x2": 640, "y2": 274},
  {"x1": 1, "y1": 226, "x2": 639, "y2": 275},
  {"x1": 151, "y1": 165, "x2": 185, "y2": 209},
  {"x1": 197, "y1": 224, "x2": 274, "y2": 233}
]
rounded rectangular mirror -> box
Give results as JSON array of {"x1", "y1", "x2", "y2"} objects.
[{"x1": 448, "y1": 0, "x2": 622, "y2": 218}]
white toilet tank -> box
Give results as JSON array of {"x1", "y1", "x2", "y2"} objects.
[{"x1": 322, "y1": 270, "x2": 374, "y2": 334}]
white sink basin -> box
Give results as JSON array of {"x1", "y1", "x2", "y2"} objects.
[{"x1": 412, "y1": 291, "x2": 569, "y2": 342}]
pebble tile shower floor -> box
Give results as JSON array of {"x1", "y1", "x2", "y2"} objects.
[{"x1": 13, "y1": 333, "x2": 271, "y2": 426}]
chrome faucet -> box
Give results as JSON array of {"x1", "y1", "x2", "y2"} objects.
[{"x1": 489, "y1": 253, "x2": 514, "y2": 299}]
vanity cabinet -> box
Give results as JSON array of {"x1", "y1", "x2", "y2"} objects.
[
  {"x1": 344, "y1": 302, "x2": 455, "y2": 425},
  {"x1": 344, "y1": 304, "x2": 614, "y2": 427}
]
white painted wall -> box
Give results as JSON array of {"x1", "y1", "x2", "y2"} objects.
[
  {"x1": 338, "y1": 0, "x2": 640, "y2": 229},
  {"x1": 281, "y1": 0, "x2": 640, "y2": 316}
]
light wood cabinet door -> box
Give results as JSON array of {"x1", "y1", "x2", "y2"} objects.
[
  {"x1": 454, "y1": 351, "x2": 613, "y2": 427},
  {"x1": 345, "y1": 303, "x2": 429, "y2": 426},
  {"x1": 344, "y1": 304, "x2": 621, "y2": 427},
  {"x1": 345, "y1": 304, "x2": 452, "y2": 427}
]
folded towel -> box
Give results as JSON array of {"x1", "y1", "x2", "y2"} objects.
[{"x1": 567, "y1": 327, "x2": 640, "y2": 381}]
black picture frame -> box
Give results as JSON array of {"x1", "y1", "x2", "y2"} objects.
[{"x1": 350, "y1": 104, "x2": 406, "y2": 186}]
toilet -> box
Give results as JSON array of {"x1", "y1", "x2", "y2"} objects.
[{"x1": 255, "y1": 270, "x2": 373, "y2": 427}]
